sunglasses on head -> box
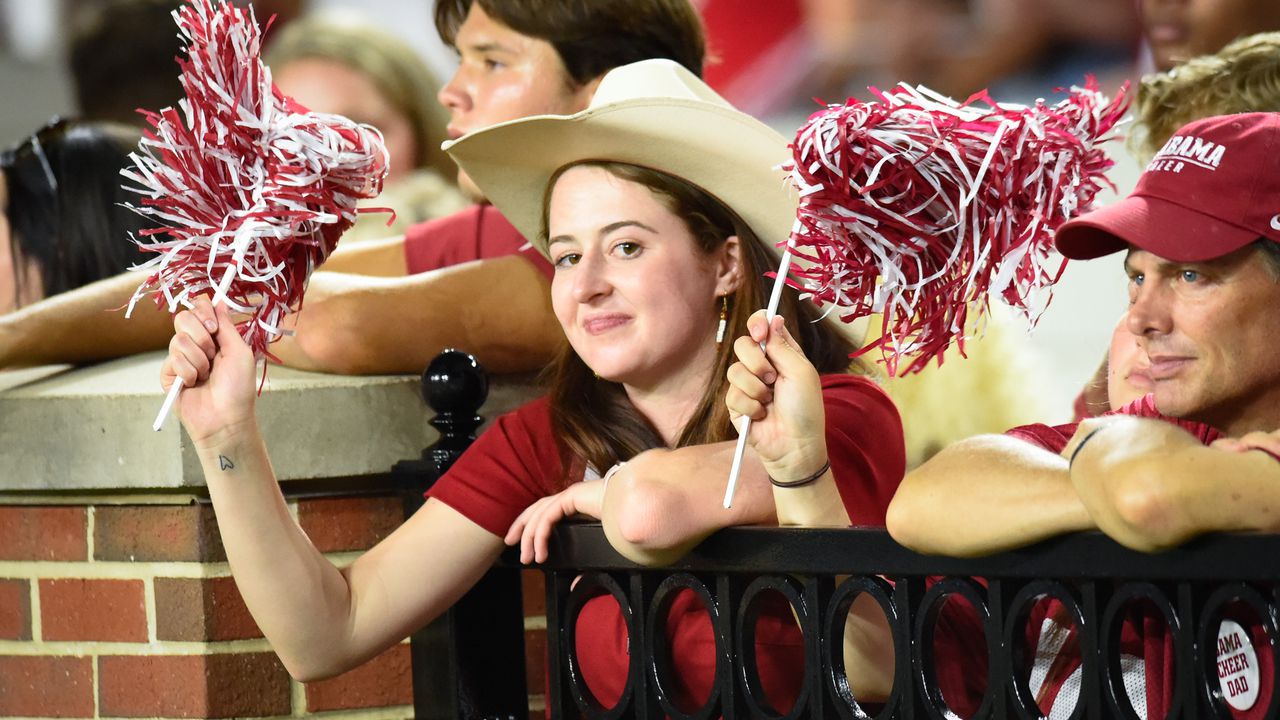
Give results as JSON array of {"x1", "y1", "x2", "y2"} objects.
[{"x1": 1, "y1": 116, "x2": 69, "y2": 202}]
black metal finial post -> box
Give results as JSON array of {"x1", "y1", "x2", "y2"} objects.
[
  {"x1": 397, "y1": 350, "x2": 528, "y2": 720},
  {"x1": 393, "y1": 349, "x2": 488, "y2": 487},
  {"x1": 421, "y1": 349, "x2": 488, "y2": 477}
]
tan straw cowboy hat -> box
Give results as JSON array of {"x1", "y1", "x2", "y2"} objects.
[{"x1": 442, "y1": 59, "x2": 796, "y2": 259}]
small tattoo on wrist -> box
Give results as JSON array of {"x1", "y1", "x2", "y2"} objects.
[{"x1": 218, "y1": 455, "x2": 235, "y2": 471}]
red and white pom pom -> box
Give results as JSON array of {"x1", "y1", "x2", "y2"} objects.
[
  {"x1": 122, "y1": 0, "x2": 389, "y2": 370},
  {"x1": 785, "y1": 80, "x2": 1129, "y2": 375}
]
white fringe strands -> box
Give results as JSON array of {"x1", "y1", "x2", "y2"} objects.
[
  {"x1": 785, "y1": 80, "x2": 1129, "y2": 375},
  {"x1": 123, "y1": 0, "x2": 390, "y2": 374}
]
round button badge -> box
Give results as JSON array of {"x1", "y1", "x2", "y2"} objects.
[{"x1": 1217, "y1": 619, "x2": 1260, "y2": 711}]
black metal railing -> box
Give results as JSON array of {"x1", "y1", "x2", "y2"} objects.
[
  {"x1": 537, "y1": 523, "x2": 1280, "y2": 719},
  {"x1": 398, "y1": 351, "x2": 1280, "y2": 719}
]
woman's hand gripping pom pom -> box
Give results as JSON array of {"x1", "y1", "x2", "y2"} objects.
[{"x1": 121, "y1": 0, "x2": 391, "y2": 428}]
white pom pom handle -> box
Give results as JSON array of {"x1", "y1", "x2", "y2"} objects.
[
  {"x1": 723, "y1": 243, "x2": 794, "y2": 509},
  {"x1": 154, "y1": 378, "x2": 184, "y2": 431}
]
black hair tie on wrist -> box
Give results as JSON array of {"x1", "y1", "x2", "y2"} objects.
[
  {"x1": 770, "y1": 460, "x2": 831, "y2": 488},
  {"x1": 1069, "y1": 427, "x2": 1105, "y2": 469}
]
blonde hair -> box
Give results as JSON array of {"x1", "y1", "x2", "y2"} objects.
[
  {"x1": 1134, "y1": 32, "x2": 1280, "y2": 162},
  {"x1": 878, "y1": 307, "x2": 1051, "y2": 469},
  {"x1": 265, "y1": 13, "x2": 455, "y2": 181}
]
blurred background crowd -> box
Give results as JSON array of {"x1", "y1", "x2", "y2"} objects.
[
  {"x1": 0, "y1": 0, "x2": 1164, "y2": 418},
  {"x1": 0, "y1": 0, "x2": 1145, "y2": 137}
]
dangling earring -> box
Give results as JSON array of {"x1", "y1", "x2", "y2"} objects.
[{"x1": 715, "y1": 296, "x2": 728, "y2": 344}]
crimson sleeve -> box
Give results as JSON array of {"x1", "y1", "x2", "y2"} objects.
[
  {"x1": 403, "y1": 205, "x2": 484, "y2": 275},
  {"x1": 424, "y1": 398, "x2": 565, "y2": 538},
  {"x1": 1108, "y1": 393, "x2": 1223, "y2": 444},
  {"x1": 1004, "y1": 422, "x2": 1078, "y2": 455},
  {"x1": 402, "y1": 204, "x2": 553, "y2": 280},
  {"x1": 820, "y1": 374, "x2": 906, "y2": 527},
  {"x1": 477, "y1": 204, "x2": 554, "y2": 281}
]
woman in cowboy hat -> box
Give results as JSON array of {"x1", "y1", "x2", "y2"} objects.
[{"x1": 160, "y1": 59, "x2": 904, "y2": 711}]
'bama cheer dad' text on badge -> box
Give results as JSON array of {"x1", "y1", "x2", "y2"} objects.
[{"x1": 1217, "y1": 619, "x2": 1260, "y2": 711}]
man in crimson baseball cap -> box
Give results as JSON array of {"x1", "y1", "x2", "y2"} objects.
[
  {"x1": 1055, "y1": 112, "x2": 1280, "y2": 262},
  {"x1": 890, "y1": 104, "x2": 1280, "y2": 588},
  {"x1": 887, "y1": 113, "x2": 1280, "y2": 717},
  {"x1": 1049, "y1": 112, "x2": 1280, "y2": 432}
]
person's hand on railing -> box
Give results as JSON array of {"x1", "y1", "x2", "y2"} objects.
[
  {"x1": 505, "y1": 479, "x2": 605, "y2": 564},
  {"x1": 160, "y1": 296, "x2": 258, "y2": 448}
]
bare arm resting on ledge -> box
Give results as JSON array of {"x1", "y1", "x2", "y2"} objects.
[
  {"x1": 888, "y1": 416, "x2": 1280, "y2": 557},
  {"x1": 0, "y1": 248, "x2": 558, "y2": 375},
  {"x1": 500, "y1": 436, "x2": 779, "y2": 568},
  {"x1": 315, "y1": 233, "x2": 408, "y2": 277},
  {"x1": 271, "y1": 256, "x2": 558, "y2": 375},
  {"x1": 0, "y1": 269, "x2": 171, "y2": 368},
  {"x1": 600, "y1": 442, "x2": 777, "y2": 567},
  {"x1": 886, "y1": 434, "x2": 1092, "y2": 557},
  {"x1": 0, "y1": 231, "x2": 412, "y2": 366},
  {"x1": 1068, "y1": 415, "x2": 1280, "y2": 552}
]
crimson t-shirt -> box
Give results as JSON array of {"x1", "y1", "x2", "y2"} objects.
[
  {"x1": 427, "y1": 373, "x2": 906, "y2": 713},
  {"x1": 402, "y1": 204, "x2": 553, "y2": 280},
  {"x1": 1008, "y1": 393, "x2": 1223, "y2": 453}
]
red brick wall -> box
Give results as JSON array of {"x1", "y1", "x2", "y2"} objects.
[
  {"x1": 0, "y1": 495, "x2": 433, "y2": 719},
  {"x1": 0, "y1": 580, "x2": 30, "y2": 641},
  {"x1": 0, "y1": 507, "x2": 87, "y2": 561},
  {"x1": 98, "y1": 653, "x2": 292, "y2": 718},
  {"x1": 0, "y1": 656, "x2": 94, "y2": 718},
  {"x1": 40, "y1": 579, "x2": 148, "y2": 642}
]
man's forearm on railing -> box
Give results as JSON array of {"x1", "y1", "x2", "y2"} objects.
[
  {"x1": 0, "y1": 269, "x2": 171, "y2": 367},
  {"x1": 887, "y1": 434, "x2": 1094, "y2": 557}
]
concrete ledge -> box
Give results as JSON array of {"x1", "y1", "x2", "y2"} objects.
[{"x1": 0, "y1": 353, "x2": 540, "y2": 492}]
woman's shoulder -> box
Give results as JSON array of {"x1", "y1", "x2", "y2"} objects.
[
  {"x1": 819, "y1": 372, "x2": 893, "y2": 403},
  {"x1": 818, "y1": 372, "x2": 904, "y2": 437},
  {"x1": 441, "y1": 394, "x2": 563, "y2": 485},
  {"x1": 488, "y1": 395, "x2": 554, "y2": 437}
]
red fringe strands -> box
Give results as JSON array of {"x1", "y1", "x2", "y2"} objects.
[
  {"x1": 122, "y1": 0, "x2": 389, "y2": 373},
  {"x1": 785, "y1": 80, "x2": 1129, "y2": 375}
]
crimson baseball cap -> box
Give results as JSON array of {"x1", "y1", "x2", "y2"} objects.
[{"x1": 1055, "y1": 112, "x2": 1280, "y2": 261}]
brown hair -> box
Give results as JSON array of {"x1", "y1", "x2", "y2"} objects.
[
  {"x1": 1134, "y1": 32, "x2": 1280, "y2": 161},
  {"x1": 69, "y1": 0, "x2": 185, "y2": 126},
  {"x1": 434, "y1": 0, "x2": 706, "y2": 85},
  {"x1": 540, "y1": 161, "x2": 859, "y2": 477}
]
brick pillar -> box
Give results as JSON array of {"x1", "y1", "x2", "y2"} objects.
[
  {"x1": 0, "y1": 352, "x2": 540, "y2": 720},
  {"x1": 0, "y1": 497, "x2": 413, "y2": 719},
  {"x1": 522, "y1": 569, "x2": 548, "y2": 720}
]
